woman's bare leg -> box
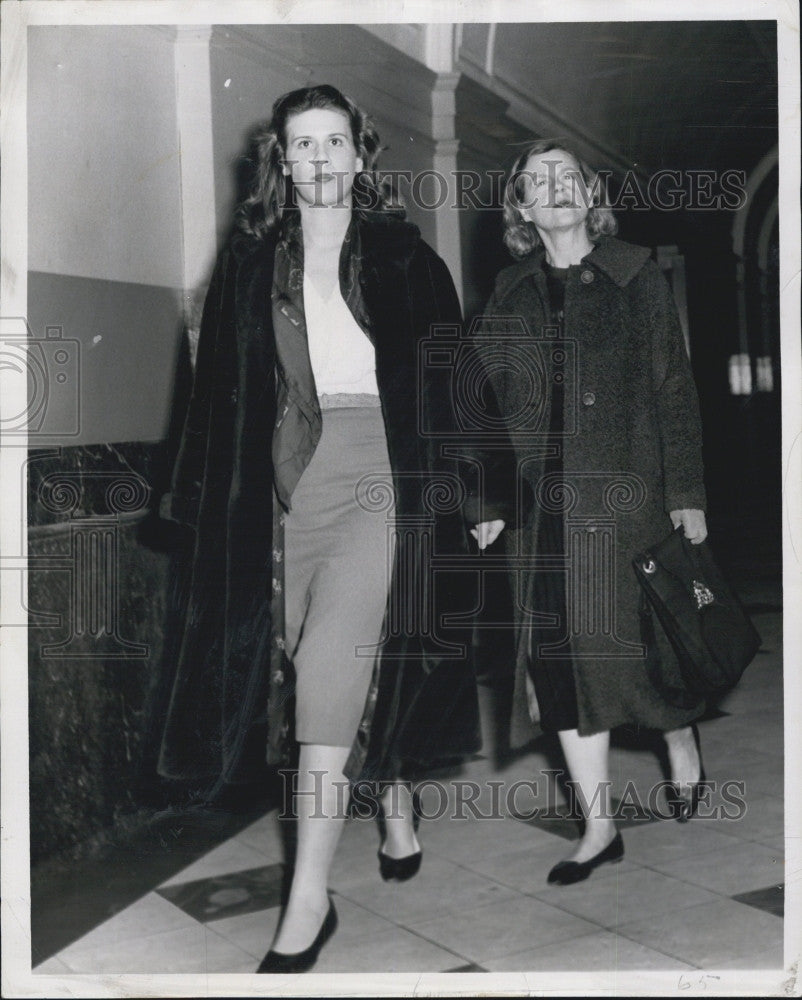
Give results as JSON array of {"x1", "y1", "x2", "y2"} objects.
[
  {"x1": 664, "y1": 725, "x2": 701, "y2": 792},
  {"x1": 557, "y1": 728, "x2": 616, "y2": 862},
  {"x1": 271, "y1": 743, "x2": 350, "y2": 954},
  {"x1": 379, "y1": 781, "x2": 420, "y2": 859}
]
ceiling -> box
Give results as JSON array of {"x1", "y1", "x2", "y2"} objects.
[
  {"x1": 224, "y1": 20, "x2": 778, "y2": 182},
  {"x1": 458, "y1": 20, "x2": 778, "y2": 180}
]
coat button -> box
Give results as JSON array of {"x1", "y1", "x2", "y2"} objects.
[
  {"x1": 582, "y1": 391, "x2": 596, "y2": 406},
  {"x1": 580, "y1": 269, "x2": 594, "y2": 284},
  {"x1": 230, "y1": 388, "x2": 238, "y2": 404}
]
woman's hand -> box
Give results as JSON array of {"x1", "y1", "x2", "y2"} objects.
[
  {"x1": 669, "y1": 509, "x2": 708, "y2": 544},
  {"x1": 471, "y1": 520, "x2": 505, "y2": 550}
]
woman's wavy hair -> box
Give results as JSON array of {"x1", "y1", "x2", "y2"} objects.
[
  {"x1": 502, "y1": 139, "x2": 617, "y2": 259},
  {"x1": 236, "y1": 84, "x2": 399, "y2": 240}
]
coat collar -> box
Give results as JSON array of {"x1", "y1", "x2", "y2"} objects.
[
  {"x1": 228, "y1": 208, "x2": 420, "y2": 268},
  {"x1": 354, "y1": 209, "x2": 420, "y2": 269},
  {"x1": 583, "y1": 235, "x2": 652, "y2": 287},
  {"x1": 495, "y1": 235, "x2": 652, "y2": 302}
]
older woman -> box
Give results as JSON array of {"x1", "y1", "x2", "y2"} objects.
[
  {"x1": 158, "y1": 84, "x2": 504, "y2": 972},
  {"x1": 483, "y1": 140, "x2": 708, "y2": 884}
]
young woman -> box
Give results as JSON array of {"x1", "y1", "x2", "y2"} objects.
[
  {"x1": 158, "y1": 85, "x2": 504, "y2": 972},
  {"x1": 482, "y1": 140, "x2": 708, "y2": 885}
]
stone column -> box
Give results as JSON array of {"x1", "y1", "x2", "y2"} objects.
[{"x1": 174, "y1": 26, "x2": 217, "y2": 333}]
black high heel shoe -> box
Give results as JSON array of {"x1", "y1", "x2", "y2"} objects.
[
  {"x1": 667, "y1": 724, "x2": 707, "y2": 823},
  {"x1": 377, "y1": 788, "x2": 422, "y2": 882},
  {"x1": 547, "y1": 831, "x2": 624, "y2": 886},
  {"x1": 378, "y1": 847, "x2": 422, "y2": 882},
  {"x1": 256, "y1": 900, "x2": 337, "y2": 974}
]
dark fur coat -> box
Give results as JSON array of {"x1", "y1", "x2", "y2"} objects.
[{"x1": 158, "y1": 210, "x2": 508, "y2": 786}]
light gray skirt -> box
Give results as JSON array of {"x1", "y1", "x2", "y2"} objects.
[{"x1": 283, "y1": 403, "x2": 395, "y2": 746}]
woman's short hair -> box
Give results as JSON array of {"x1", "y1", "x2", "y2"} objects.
[
  {"x1": 502, "y1": 139, "x2": 617, "y2": 259},
  {"x1": 237, "y1": 84, "x2": 398, "y2": 239}
]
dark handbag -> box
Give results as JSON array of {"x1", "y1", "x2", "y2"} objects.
[{"x1": 632, "y1": 527, "x2": 761, "y2": 707}]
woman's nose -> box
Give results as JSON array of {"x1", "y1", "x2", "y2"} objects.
[{"x1": 552, "y1": 174, "x2": 572, "y2": 202}]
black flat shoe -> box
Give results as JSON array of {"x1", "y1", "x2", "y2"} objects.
[
  {"x1": 547, "y1": 832, "x2": 624, "y2": 886},
  {"x1": 377, "y1": 847, "x2": 422, "y2": 882},
  {"x1": 667, "y1": 724, "x2": 707, "y2": 823},
  {"x1": 256, "y1": 900, "x2": 338, "y2": 974},
  {"x1": 376, "y1": 787, "x2": 422, "y2": 881}
]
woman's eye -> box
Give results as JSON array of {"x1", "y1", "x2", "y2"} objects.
[{"x1": 330, "y1": 137, "x2": 343, "y2": 146}]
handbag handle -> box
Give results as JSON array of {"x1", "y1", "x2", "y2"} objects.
[{"x1": 674, "y1": 525, "x2": 705, "y2": 570}]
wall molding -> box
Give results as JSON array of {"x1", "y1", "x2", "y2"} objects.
[{"x1": 456, "y1": 50, "x2": 645, "y2": 181}]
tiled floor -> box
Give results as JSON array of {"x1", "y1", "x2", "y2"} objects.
[{"x1": 30, "y1": 608, "x2": 790, "y2": 986}]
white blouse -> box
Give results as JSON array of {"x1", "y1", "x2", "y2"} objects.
[{"x1": 303, "y1": 274, "x2": 380, "y2": 397}]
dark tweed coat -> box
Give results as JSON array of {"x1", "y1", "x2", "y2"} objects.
[
  {"x1": 482, "y1": 235, "x2": 707, "y2": 736},
  {"x1": 158, "y1": 210, "x2": 508, "y2": 788}
]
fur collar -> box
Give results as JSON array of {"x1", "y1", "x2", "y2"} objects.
[{"x1": 229, "y1": 209, "x2": 420, "y2": 268}]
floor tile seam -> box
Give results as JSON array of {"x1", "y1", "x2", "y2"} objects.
[
  {"x1": 31, "y1": 956, "x2": 72, "y2": 975},
  {"x1": 677, "y1": 824, "x2": 786, "y2": 850},
  {"x1": 389, "y1": 904, "x2": 619, "y2": 968},
  {"x1": 621, "y1": 835, "x2": 756, "y2": 862},
  {"x1": 431, "y1": 852, "x2": 553, "y2": 894},
  {"x1": 632, "y1": 858, "x2": 757, "y2": 900},
  {"x1": 47, "y1": 892, "x2": 202, "y2": 964},
  {"x1": 610, "y1": 915, "x2": 727, "y2": 969},
  {"x1": 330, "y1": 849, "x2": 523, "y2": 889},
  {"x1": 520, "y1": 862, "x2": 735, "y2": 931},
  {"x1": 51, "y1": 914, "x2": 260, "y2": 975},
  {"x1": 324, "y1": 890, "x2": 431, "y2": 942},
  {"x1": 52, "y1": 955, "x2": 84, "y2": 974},
  {"x1": 423, "y1": 840, "x2": 558, "y2": 869},
  {"x1": 328, "y1": 879, "x2": 529, "y2": 939},
  {"x1": 424, "y1": 848, "x2": 581, "y2": 875},
  {"x1": 614, "y1": 892, "x2": 780, "y2": 945},
  {"x1": 574, "y1": 888, "x2": 727, "y2": 933},
  {"x1": 610, "y1": 912, "x2": 783, "y2": 970},
  {"x1": 452, "y1": 856, "x2": 650, "y2": 899},
  {"x1": 368, "y1": 919, "x2": 477, "y2": 967},
  {"x1": 486, "y1": 926, "x2": 705, "y2": 971},
  {"x1": 200, "y1": 917, "x2": 271, "y2": 962},
  {"x1": 189, "y1": 920, "x2": 268, "y2": 970},
  {"x1": 324, "y1": 885, "x2": 479, "y2": 939},
  {"x1": 507, "y1": 881, "x2": 620, "y2": 932},
  {"x1": 225, "y1": 836, "x2": 286, "y2": 863},
  {"x1": 636, "y1": 855, "x2": 786, "y2": 899},
  {"x1": 482, "y1": 925, "x2": 613, "y2": 966},
  {"x1": 157, "y1": 865, "x2": 284, "y2": 892}
]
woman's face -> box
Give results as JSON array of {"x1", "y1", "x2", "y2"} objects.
[
  {"x1": 282, "y1": 107, "x2": 363, "y2": 209},
  {"x1": 517, "y1": 149, "x2": 592, "y2": 236}
]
